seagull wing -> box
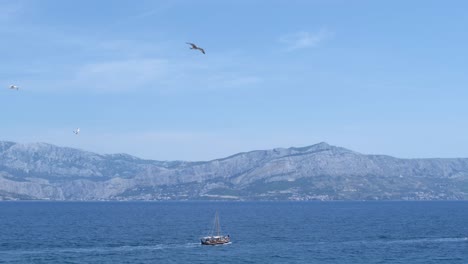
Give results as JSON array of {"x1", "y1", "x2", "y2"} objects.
[
  {"x1": 199, "y1": 48, "x2": 205, "y2": 54},
  {"x1": 186, "y1": 42, "x2": 197, "y2": 48}
]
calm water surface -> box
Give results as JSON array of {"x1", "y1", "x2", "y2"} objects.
[{"x1": 0, "y1": 201, "x2": 467, "y2": 263}]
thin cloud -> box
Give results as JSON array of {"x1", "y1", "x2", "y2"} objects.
[
  {"x1": 19, "y1": 56, "x2": 263, "y2": 94},
  {"x1": 279, "y1": 29, "x2": 332, "y2": 51},
  {"x1": 94, "y1": 40, "x2": 162, "y2": 56},
  {"x1": 206, "y1": 74, "x2": 262, "y2": 89},
  {"x1": 73, "y1": 59, "x2": 168, "y2": 92},
  {"x1": 65, "y1": 56, "x2": 262, "y2": 93},
  {"x1": 113, "y1": 1, "x2": 177, "y2": 26}
]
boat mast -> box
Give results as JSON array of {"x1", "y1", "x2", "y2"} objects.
[{"x1": 215, "y1": 211, "x2": 220, "y2": 236}]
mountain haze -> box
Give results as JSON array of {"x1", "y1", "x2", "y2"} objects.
[{"x1": 1, "y1": 141, "x2": 468, "y2": 201}]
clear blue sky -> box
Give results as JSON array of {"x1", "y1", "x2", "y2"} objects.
[{"x1": 1, "y1": 0, "x2": 468, "y2": 160}]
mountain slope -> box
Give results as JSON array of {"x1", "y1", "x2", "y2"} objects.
[{"x1": 1, "y1": 141, "x2": 468, "y2": 200}]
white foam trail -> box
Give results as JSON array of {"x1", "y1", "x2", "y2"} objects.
[{"x1": 0, "y1": 242, "x2": 201, "y2": 255}]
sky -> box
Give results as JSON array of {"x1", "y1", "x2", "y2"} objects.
[{"x1": 1, "y1": 0, "x2": 468, "y2": 161}]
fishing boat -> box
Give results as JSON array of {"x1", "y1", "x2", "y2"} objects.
[{"x1": 200, "y1": 211, "x2": 230, "y2": 245}]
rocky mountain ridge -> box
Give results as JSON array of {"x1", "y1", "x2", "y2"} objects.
[{"x1": 1, "y1": 141, "x2": 468, "y2": 200}]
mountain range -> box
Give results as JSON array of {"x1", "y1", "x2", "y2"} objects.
[{"x1": 1, "y1": 141, "x2": 468, "y2": 201}]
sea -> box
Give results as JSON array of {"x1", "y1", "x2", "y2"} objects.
[{"x1": 0, "y1": 201, "x2": 467, "y2": 263}]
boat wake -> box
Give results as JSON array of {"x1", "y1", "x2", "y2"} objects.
[{"x1": 0, "y1": 242, "x2": 200, "y2": 256}]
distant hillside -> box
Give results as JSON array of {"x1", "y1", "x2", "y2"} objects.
[{"x1": 1, "y1": 141, "x2": 468, "y2": 201}]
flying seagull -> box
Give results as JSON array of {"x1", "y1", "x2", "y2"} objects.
[
  {"x1": 73, "y1": 128, "x2": 80, "y2": 135},
  {"x1": 9, "y1": 85, "x2": 19, "y2": 90},
  {"x1": 186, "y1": 42, "x2": 205, "y2": 54}
]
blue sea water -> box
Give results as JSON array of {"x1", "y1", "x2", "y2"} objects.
[{"x1": 0, "y1": 201, "x2": 467, "y2": 263}]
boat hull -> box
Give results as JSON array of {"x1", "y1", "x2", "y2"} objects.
[{"x1": 200, "y1": 236, "x2": 230, "y2": 245}]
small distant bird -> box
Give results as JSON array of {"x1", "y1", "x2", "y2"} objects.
[
  {"x1": 73, "y1": 128, "x2": 80, "y2": 135},
  {"x1": 9, "y1": 85, "x2": 19, "y2": 90},
  {"x1": 186, "y1": 42, "x2": 205, "y2": 54}
]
